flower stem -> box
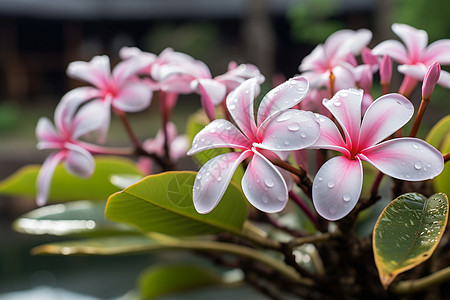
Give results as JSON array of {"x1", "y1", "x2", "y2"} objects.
[
  {"x1": 409, "y1": 96, "x2": 430, "y2": 137},
  {"x1": 114, "y1": 108, "x2": 142, "y2": 149},
  {"x1": 271, "y1": 158, "x2": 313, "y2": 199},
  {"x1": 329, "y1": 71, "x2": 335, "y2": 98},
  {"x1": 288, "y1": 232, "x2": 334, "y2": 248},
  {"x1": 444, "y1": 152, "x2": 450, "y2": 163},
  {"x1": 393, "y1": 266, "x2": 450, "y2": 294}
]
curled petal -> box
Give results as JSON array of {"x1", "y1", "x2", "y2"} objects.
[
  {"x1": 72, "y1": 100, "x2": 109, "y2": 139},
  {"x1": 392, "y1": 23, "x2": 428, "y2": 62},
  {"x1": 424, "y1": 39, "x2": 450, "y2": 65},
  {"x1": 196, "y1": 78, "x2": 226, "y2": 106},
  {"x1": 64, "y1": 143, "x2": 95, "y2": 178},
  {"x1": 359, "y1": 138, "x2": 444, "y2": 181},
  {"x1": 113, "y1": 81, "x2": 153, "y2": 112},
  {"x1": 226, "y1": 78, "x2": 259, "y2": 140},
  {"x1": 310, "y1": 114, "x2": 348, "y2": 155},
  {"x1": 299, "y1": 45, "x2": 326, "y2": 72},
  {"x1": 242, "y1": 150, "x2": 288, "y2": 213},
  {"x1": 188, "y1": 119, "x2": 251, "y2": 155},
  {"x1": 67, "y1": 55, "x2": 111, "y2": 89},
  {"x1": 312, "y1": 156, "x2": 363, "y2": 221},
  {"x1": 397, "y1": 63, "x2": 427, "y2": 80},
  {"x1": 323, "y1": 89, "x2": 362, "y2": 150},
  {"x1": 113, "y1": 55, "x2": 155, "y2": 85},
  {"x1": 36, "y1": 151, "x2": 66, "y2": 206},
  {"x1": 372, "y1": 40, "x2": 409, "y2": 64},
  {"x1": 193, "y1": 150, "x2": 253, "y2": 214},
  {"x1": 358, "y1": 93, "x2": 413, "y2": 149},
  {"x1": 36, "y1": 117, "x2": 60, "y2": 143},
  {"x1": 257, "y1": 76, "x2": 309, "y2": 126},
  {"x1": 257, "y1": 109, "x2": 320, "y2": 151}
]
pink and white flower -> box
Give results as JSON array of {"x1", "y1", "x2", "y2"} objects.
[
  {"x1": 310, "y1": 89, "x2": 444, "y2": 221},
  {"x1": 188, "y1": 77, "x2": 320, "y2": 213},
  {"x1": 66, "y1": 54, "x2": 154, "y2": 141},
  {"x1": 299, "y1": 29, "x2": 372, "y2": 91},
  {"x1": 35, "y1": 100, "x2": 107, "y2": 206},
  {"x1": 372, "y1": 23, "x2": 450, "y2": 88}
]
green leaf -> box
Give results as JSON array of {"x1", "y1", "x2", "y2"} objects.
[
  {"x1": 0, "y1": 156, "x2": 143, "y2": 202},
  {"x1": 186, "y1": 109, "x2": 244, "y2": 186},
  {"x1": 105, "y1": 171, "x2": 248, "y2": 236},
  {"x1": 426, "y1": 115, "x2": 450, "y2": 196},
  {"x1": 138, "y1": 264, "x2": 222, "y2": 299},
  {"x1": 373, "y1": 193, "x2": 449, "y2": 289},
  {"x1": 32, "y1": 235, "x2": 163, "y2": 255},
  {"x1": 13, "y1": 200, "x2": 136, "y2": 236}
]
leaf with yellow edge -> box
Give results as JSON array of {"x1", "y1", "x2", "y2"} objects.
[{"x1": 373, "y1": 193, "x2": 448, "y2": 289}]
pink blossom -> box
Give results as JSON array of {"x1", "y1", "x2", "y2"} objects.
[
  {"x1": 138, "y1": 122, "x2": 189, "y2": 174},
  {"x1": 66, "y1": 55, "x2": 154, "y2": 141},
  {"x1": 310, "y1": 89, "x2": 444, "y2": 221},
  {"x1": 299, "y1": 29, "x2": 372, "y2": 91},
  {"x1": 372, "y1": 23, "x2": 450, "y2": 88},
  {"x1": 422, "y1": 62, "x2": 441, "y2": 99},
  {"x1": 188, "y1": 77, "x2": 320, "y2": 213},
  {"x1": 35, "y1": 100, "x2": 107, "y2": 206}
]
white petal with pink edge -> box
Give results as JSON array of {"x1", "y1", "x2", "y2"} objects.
[
  {"x1": 392, "y1": 23, "x2": 428, "y2": 62},
  {"x1": 359, "y1": 138, "x2": 444, "y2": 181},
  {"x1": 226, "y1": 78, "x2": 259, "y2": 140},
  {"x1": 72, "y1": 101, "x2": 109, "y2": 140},
  {"x1": 397, "y1": 64, "x2": 427, "y2": 80},
  {"x1": 256, "y1": 76, "x2": 309, "y2": 126},
  {"x1": 67, "y1": 55, "x2": 111, "y2": 89},
  {"x1": 309, "y1": 114, "x2": 349, "y2": 156},
  {"x1": 36, "y1": 118, "x2": 60, "y2": 143},
  {"x1": 193, "y1": 150, "x2": 253, "y2": 214},
  {"x1": 372, "y1": 40, "x2": 409, "y2": 64},
  {"x1": 257, "y1": 109, "x2": 320, "y2": 151},
  {"x1": 113, "y1": 81, "x2": 152, "y2": 112},
  {"x1": 312, "y1": 156, "x2": 363, "y2": 221},
  {"x1": 242, "y1": 150, "x2": 288, "y2": 213},
  {"x1": 187, "y1": 119, "x2": 252, "y2": 155},
  {"x1": 358, "y1": 93, "x2": 413, "y2": 149},
  {"x1": 36, "y1": 151, "x2": 66, "y2": 206},
  {"x1": 64, "y1": 143, "x2": 96, "y2": 178},
  {"x1": 424, "y1": 39, "x2": 450, "y2": 65}
]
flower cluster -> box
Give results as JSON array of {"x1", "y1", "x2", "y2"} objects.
[{"x1": 36, "y1": 23, "x2": 447, "y2": 222}]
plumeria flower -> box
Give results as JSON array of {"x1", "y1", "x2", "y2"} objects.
[
  {"x1": 138, "y1": 122, "x2": 189, "y2": 174},
  {"x1": 188, "y1": 76, "x2": 320, "y2": 213},
  {"x1": 372, "y1": 23, "x2": 450, "y2": 88},
  {"x1": 66, "y1": 54, "x2": 154, "y2": 141},
  {"x1": 310, "y1": 89, "x2": 444, "y2": 221},
  {"x1": 191, "y1": 61, "x2": 265, "y2": 121},
  {"x1": 299, "y1": 29, "x2": 372, "y2": 91},
  {"x1": 35, "y1": 99, "x2": 107, "y2": 206}
]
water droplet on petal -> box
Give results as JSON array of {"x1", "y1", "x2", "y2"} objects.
[
  {"x1": 288, "y1": 123, "x2": 300, "y2": 132},
  {"x1": 264, "y1": 177, "x2": 275, "y2": 187},
  {"x1": 413, "y1": 144, "x2": 419, "y2": 150},
  {"x1": 340, "y1": 92, "x2": 348, "y2": 97},
  {"x1": 414, "y1": 161, "x2": 423, "y2": 170},
  {"x1": 229, "y1": 104, "x2": 236, "y2": 110},
  {"x1": 327, "y1": 180, "x2": 335, "y2": 188},
  {"x1": 210, "y1": 129, "x2": 216, "y2": 133},
  {"x1": 262, "y1": 196, "x2": 269, "y2": 203},
  {"x1": 333, "y1": 99, "x2": 342, "y2": 107},
  {"x1": 343, "y1": 193, "x2": 351, "y2": 202},
  {"x1": 200, "y1": 138, "x2": 205, "y2": 142},
  {"x1": 300, "y1": 133, "x2": 307, "y2": 138},
  {"x1": 225, "y1": 125, "x2": 232, "y2": 130},
  {"x1": 277, "y1": 195, "x2": 285, "y2": 202},
  {"x1": 197, "y1": 174, "x2": 202, "y2": 180},
  {"x1": 284, "y1": 140, "x2": 290, "y2": 145},
  {"x1": 217, "y1": 176, "x2": 222, "y2": 182},
  {"x1": 244, "y1": 89, "x2": 249, "y2": 94},
  {"x1": 318, "y1": 177, "x2": 323, "y2": 182}
]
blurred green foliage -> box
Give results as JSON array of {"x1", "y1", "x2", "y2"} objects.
[{"x1": 287, "y1": 0, "x2": 344, "y2": 44}]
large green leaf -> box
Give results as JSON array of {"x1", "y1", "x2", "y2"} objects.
[
  {"x1": 186, "y1": 108, "x2": 245, "y2": 186},
  {"x1": 13, "y1": 200, "x2": 136, "y2": 236},
  {"x1": 373, "y1": 193, "x2": 449, "y2": 289},
  {"x1": 138, "y1": 264, "x2": 223, "y2": 299},
  {"x1": 426, "y1": 115, "x2": 450, "y2": 196},
  {"x1": 106, "y1": 171, "x2": 248, "y2": 236},
  {"x1": 0, "y1": 156, "x2": 143, "y2": 202}
]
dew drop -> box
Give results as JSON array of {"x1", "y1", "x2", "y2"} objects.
[
  {"x1": 217, "y1": 176, "x2": 222, "y2": 182},
  {"x1": 229, "y1": 104, "x2": 236, "y2": 110},
  {"x1": 300, "y1": 132, "x2": 307, "y2": 138},
  {"x1": 262, "y1": 196, "x2": 269, "y2": 203},
  {"x1": 318, "y1": 177, "x2": 324, "y2": 182},
  {"x1": 412, "y1": 144, "x2": 419, "y2": 150},
  {"x1": 264, "y1": 177, "x2": 275, "y2": 187},
  {"x1": 284, "y1": 140, "x2": 290, "y2": 145},
  {"x1": 427, "y1": 163, "x2": 432, "y2": 168},
  {"x1": 193, "y1": 143, "x2": 198, "y2": 148},
  {"x1": 201, "y1": 138, "x2": 205, "y2": 142},
  {"x1": 210, "y1": 129, "x2": 216, "y2": 134},
  {"x1": 225, "y1": 125, "x2": 232, "y2": 130},
  {"x1": 340, "y1": 92, "x2": 348, "y2": 97},
  {"x1": 343, "y1": 193, "x2": 352, "y2": 202},
  {"x1": 288, "y1": 123, "x2": 300, "y2": 132},
  {"x1": 333, "y1": 99, "x2": 342, "y2": 107},
  {"x1": 277, "y1": 195, "x2": 285, "y2": 202},
  {"x1": 244, "y1": 89, "x2": 249, "y2": 94},
  {"x1": 197, "y1": 174, "x2": 202, "y2": 180},
  {"x1": 414, "y1": 161, "x2": 423, "y2": 170},
  {"x1": 327, "y1": 180, "x2": 335, "y2": 188}
]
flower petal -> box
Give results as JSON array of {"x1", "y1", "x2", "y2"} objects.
[
  {"x1": 424, "y1": 39, "x2": 450, "y2": 65},
  {"x1": 312, "y1": 156, "x2": 363, "y2": 221},
  {"x1": 397, "y1": 63, "x2": 428, "y2": 80},
  {"x1": 113, "y1": 81, "x2": 153, "y2": 112},
  {"x1": 359, "y1": 138, "x2": 444, "y2": 181},
  {"x1": 196, "y1": 79, "x2": 227, "y2": 106},
  {"x1": 372, "y1": 40, "x2": 409, "y2": 64},
  {"x1": 309, "y1": 114, "x2": 349, "y2": 156},
  {"x1": 188, "y1": 119, "x2": 252, "y2": 155},
  {"x1": 322, "y1": 89, "x2": 362, "y2": 150},
  {"x1": 36, "y1": 117, "x2": 60, "y2": 143},
  {"x1": 113, "y1": 55, "x2": 155, "y2": 85},
  {"x1": 437, "y1": 70, "x2": 450, "y2": 89},
  {"x1": 71, "y1": 100, "x2": 109, "y2": 139},
  {"x1": 64, "y1": 143, "x2": 95, "y2": 178},
  {"x1": 257, "y1": 109, "x2": 320, "y2": 151},
  {"x1": 392, "y1": 23, "x2": 428, "y2": 62},
  {"x1": 256, "y1": 76, "x2": 309, "y2": 126},
  {"x1": 36, "y1": 151, "x2": 66, "y2": 206},
  {"x1": 358, "y1": 93, "x2": 414, "y2": 149},
  {"x1": 193, "y1": 150, "x2": 253, "y2": 214},
  {"x1": 242, "y1": 150, "x2": 288, "y2": 213},
  {"x1": 226, "y1": 78, "x2": 259, "y2": 140},
  {"x1": 67, "y1": 55, "x2": 111, "y2": 89}
]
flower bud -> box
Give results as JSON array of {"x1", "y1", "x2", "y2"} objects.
[
  {"x1": 379, "y1": 55, "x2": 392, "y2": 84},
  {"x1": 422, "y1": 62, "x2": 441, "y2": 100}
]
